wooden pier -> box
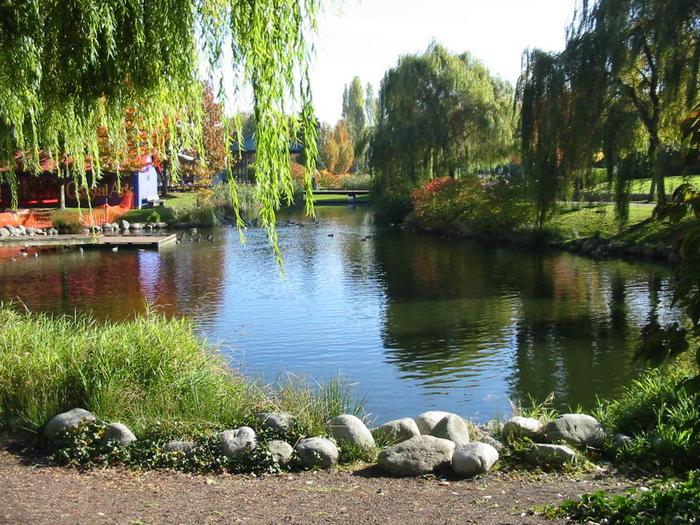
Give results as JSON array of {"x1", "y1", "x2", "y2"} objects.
[{"x1": 0, "y1": 234, "x2": 177, "y2": 251}]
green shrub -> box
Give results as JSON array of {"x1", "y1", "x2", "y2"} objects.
[
  {"x1": 146, "y1": 210, "x2": 161, "y2": 223},
  {"x1": 595, "y1": 366, "x2": 700, "y2": 473},
  {"x1": 548, "y1": 472, "x2": 700, "y2": 524}
]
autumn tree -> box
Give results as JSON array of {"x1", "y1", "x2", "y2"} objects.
[
  {"x1": 179, "y1": 84, "x2": 227, "y2": 198},
  {"x1": 0, "y1": 0, "x2": 320, "y2": 260}
]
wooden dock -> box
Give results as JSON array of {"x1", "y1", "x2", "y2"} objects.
[{"x1": 0, "y1": 234, "x2": 177, "y2": 251}]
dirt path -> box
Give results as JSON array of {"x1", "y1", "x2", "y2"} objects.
[{"x1": 0, "y1": 449, "x2": 635, "y2": 525}]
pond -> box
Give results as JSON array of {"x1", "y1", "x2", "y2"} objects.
[{"x1": 0, "y1": 206, "x2": 681, "y2": 422}]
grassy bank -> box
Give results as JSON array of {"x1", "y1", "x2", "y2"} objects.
[
  {"x1": 0, "y1": 307, "x2": 362, "y2": 441},
  {"x1": 588, "y1": 174, "x2": 700, "y2": 195}
]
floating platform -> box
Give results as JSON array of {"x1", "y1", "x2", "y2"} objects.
[{"x1": 0, "y1": 233, "x2": 177, "y2": 251}]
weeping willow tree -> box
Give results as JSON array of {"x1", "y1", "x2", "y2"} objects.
[
  {"x1": 518, "y1": 0, "x2": 700, "y2": 226},
  {"x1": 0, "y1": 0, "x2": 319, "y2": 261},
  {"x1": 369, "y1": 43, "x2": 516, "y2": 195}
]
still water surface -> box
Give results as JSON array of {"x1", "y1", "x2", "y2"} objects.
[{"x1": 0, "y1": 207, "x2": 680, "y2": 422}]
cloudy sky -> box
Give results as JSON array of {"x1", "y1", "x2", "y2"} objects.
[{"x1": 309, "y1": 0, "x2": 577, "y2": 123}]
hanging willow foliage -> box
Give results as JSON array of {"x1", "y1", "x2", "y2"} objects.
[
  {"x1": 517, "y1": 0, "x2": 700, "y2": 225},
  {"x1": 0, "y1": 0, "x2": 319, "y2": 261}
]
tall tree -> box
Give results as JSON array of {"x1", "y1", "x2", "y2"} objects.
[
  {"x1": 518, "y1": 0, "x2": 700, "y2": 224},
  {"x1": 365, "y1": 83, "x2": 378, "y2": 128},
  {"x1": 342, "y1": 77, "x2": 367, "y2": 144},
  {"x1": 0, "y1": 0, "x2": 320, "y2": 260},
  {"x1": 180, "y1": 84, "x2": 227, "y2": 197},
  {"x1": 370, "y1": 43, "x2": 516, "y2": 195}
]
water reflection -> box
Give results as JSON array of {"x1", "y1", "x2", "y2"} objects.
[{"x1": 0, "y1": 207, "x2": 679, "y2": 421}]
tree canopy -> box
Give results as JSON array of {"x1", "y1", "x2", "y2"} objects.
[
  {"x1": 518, "y1": 0, "x2": 700, "y2": 226},
  {"x1": 369, "y1": 43, "x2": 516, "y2": 195},
  {"x1": 0, "y1": 0, "x2": 320, "y2": 260}
]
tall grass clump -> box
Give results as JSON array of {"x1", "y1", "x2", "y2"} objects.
[
  {"x1": 0, "y1": 306, "x2": 265, "y2": 435},
  {"x1": 595, "y1": 365, "x2": 700, "y2": 473},
  {"x1": 274, "y1": 374, "x2": 367, "y2": 437}
]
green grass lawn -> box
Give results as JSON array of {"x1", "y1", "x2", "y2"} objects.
[
  {"x1": 312, "y1": 193, "x2": 370, "y2": 204},
  {"x1": 589, "y1": 174, "x2": 700, "y2": 195},
  {"x1": 544, "y1": 202, "x2": 696, "y2": 245},
  {"x1": 123, "y1": 191, "x2": 197, "y2": 223}
]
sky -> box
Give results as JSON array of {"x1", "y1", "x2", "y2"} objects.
[{"x1": 309, "y1": 0, "x2": 577, "y2": 123}]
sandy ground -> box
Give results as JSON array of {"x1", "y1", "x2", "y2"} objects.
[{"x1": 0, "y1": 448, "x2": 636, "y2": 525}]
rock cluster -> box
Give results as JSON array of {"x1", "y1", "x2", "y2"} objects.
[
  {"x1": 0, "y1": 225, "x2": 57, "y2": 238},
  {"x1": 43, "y1": 407, "x2": 619, "y2": 479}
]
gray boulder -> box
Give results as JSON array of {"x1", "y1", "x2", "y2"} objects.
[
  {"x1": 119, "y1": 219, "x2": 130, "y2": 230},
  {"x1": 544, "y1": 414, "x2": 605, "y2": 446},
  {"x1": 526, "y1": 443, "x2": 577, "y2": 466},
  {"x1": 479, "y1": 434, "x2": 504, "y2": 451},
  {"x1": 452, "y1": 442, "x2": 499, "y2": 477},
  {"x1": 0, "y1": 227, "x2": 9, "y2": 237},
  {"x1": 430, "y1": 414, "x2": 470, "y2": 446},
  {"x1": 218, "y1": 426, "x2": 257, "y2": 458},
  {"x1": 378, "y1": 435, "x2": 455, "y2": 476},
  {"x1": 130, "y1": 223, "x2": 144, "y2": 230},
  {"x1": 163, "y1": 440, "x2": 196, "y2": 453},
  {"x1": 328, "y1": 414, "x2": 375, "y2": 450},
  {"x1": 44, "y1": 408, "x2": 96, "y2": 441},
  {"x1": 372, "y1": 417, "x2": 420, "y2": 444},
  {"x1": 502, "y1": 416, "x2": 544, "y2": 441},
  {"x1": 257, "y1": 412, "x2": 295, "y2": 432},
  {"x1": 415, "y1": 411, "x2": 452, "y2": 435},
  {"x1": 267, "y1": 440, "x2": 294, "y2": 466},
  {"x1": 295, "y1": 437, "x2": 338, "y2": 469},
  {"x1": 100, "y1": 423, "x2": 136, "y2": 446}
]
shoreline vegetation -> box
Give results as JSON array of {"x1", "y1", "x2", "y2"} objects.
[
  {"x1": 398, "y1": 175, "x2": 699, "y2": 265},
  {"x1": 1, "y1": 298, "x2": 698, "y2": 522}
]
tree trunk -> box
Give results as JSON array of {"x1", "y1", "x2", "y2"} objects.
[
  {"x1": 59, "y1": 182, "x2": 66, "y2": 210},
  {"x1": 159, "y1": 163, "x2": 170, "y2": 198}
]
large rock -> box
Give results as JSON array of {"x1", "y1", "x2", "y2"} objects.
[
  {"x1": 415, "y1": 411, "x2": 452, "y2": 435},
  {"x1": 0, "y1": 227, "x2": 9, "y2": 237},
  {"x1": 295, "y1": 437, "x2": 338, "y2": 469},
  {"x1": 544, "y1": 414, "x2": 605, "y2": 446},
  {"x1": 452, "y1": 442, "x2": 499, "y2": 477},
  {"x1": 372, "y1": 418, "x2": 421, "y2": 444},
  {"x1": 218, "y1": 427, "x2": 257, "y2": 458},
  {"x1": 267, "y1": 440, "x2": 294, "y2": 466},
  {"x1": 479, "y1": 434, "x2": 504, "y2": 452},
  {"x1": 378, "y1": 435, "x2": 455, "y2": 476},
  {"x1": 257, "y1": 412, "x2": 295, "y2": 432},
  {"x1": 526, "y1": 443, "x2": 577, "y2": 466},
  {"x1": 163, "y1": 440, "x2": 196, "y2": 453},
  {"x1": 502, "y1": 416, "x2": 544, "y2": 441},
  {"x1": 119, "y1": 219, "x2": 130, "y2": 230},
  {"x1": 430, "y1": 414, "x2": 470, "y2": 446},
  {"x1": 100, "y1": 423, "x2": 136, "y2": 446},
  {"x1": 327, "y1": 414, "x2": 375, "y2": 450},
  {"x1": 43, "y1": 408, "x2": 96, "y2": 441}
]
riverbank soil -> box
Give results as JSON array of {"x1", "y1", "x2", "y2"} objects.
[{"x1": 0, "y1": 448, "x2": 636, "y2": 525}]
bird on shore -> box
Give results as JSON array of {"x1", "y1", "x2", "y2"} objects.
[
  {"x1": 206, "y1": 235, "x2": 214, "y2": 242},
  {"x1": 78, "y1": 247, "x2": 84, "y2": 255},
  {"x1": 111, "y1": 246, "x2": 118, "y2": 253}
]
